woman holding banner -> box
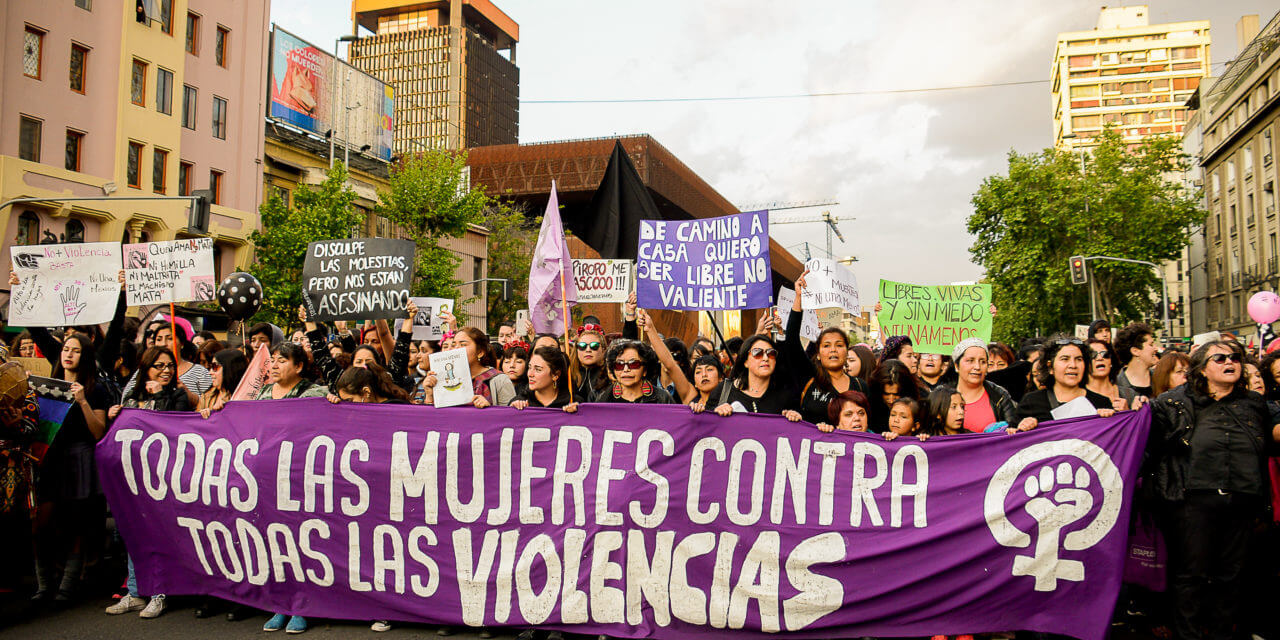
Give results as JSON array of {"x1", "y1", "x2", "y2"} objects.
[
  {"x1": 1014, "y1": 337, "x2": 1116, "y2": 429},
  {"x1": 598, "y1": 339, "x2": 676, "y2": 404},
  {"x1": 950, "y1": 338, "x2": 1019, "y2": 433},
  {"x1": 713, "y1": 335, "x2": 802, "y2": 420},
  {"x1": 511, "y1": 346, "x2": 579, "y2": 411},
  {"x1": 786, "y1": 273, "x2": 866, "y2": 424},
  {"x1": 197, "y1": 349, "x2": 249, "y2": 418},
  {"x1": 570, "y1": 324, "x2": 611, "y2": 402},
  {"x1": 452, "y1": 327, "x2": 515, "y2": 408},
  {"x1": 1085, "y1": 339, "x2": 1136, "y2": 411},
  {"x1": 867, "y1": 360, "x2": 920, "y2": 433},
  {"x1": 256, "y1": 343, "x2": 327, "y2": 401}
]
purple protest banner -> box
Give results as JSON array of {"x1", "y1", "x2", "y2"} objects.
[
  {"x1": 98, "y1": 401, "x2": 1148, "y2": 640},
  {"x1": 636, "y1": 211, "x2": 772, "y2": 310}
]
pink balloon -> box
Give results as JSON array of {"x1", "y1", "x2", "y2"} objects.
[{"x1": 1247, "y1": 291, "x2": 1280, "y2": 324}]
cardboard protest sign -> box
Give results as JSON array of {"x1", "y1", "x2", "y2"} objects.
[
  {"x1": 876, "y1": 279, "x2": 993, "y2": 355},
  {"x1": 409, "y1": 297, "x2": 453, "y2": 340},
  {"x1": 801, "y1": 259, "x2": 860, "y2": 311},
  {"x1": 572, "y1": 259, "x2": 632, "y2": 303},
  {"x1": 301, "y1": 239, "x2": 415, "y2": 322},
  {"x1": 429, "y1": 349, "x2": 472, "y2": 407},
  {"x1": 637, "y1": 211, "x2": 771, "y2": 310},
  {"x1": 103, "y1": 402, "x2": 1150, "y2": 640},
  {"x1": 231, "y1": 345, "x2": 271, "y2": 401},
  {"x1": 124, "y1": 238, "x2": 216, "y2": 306},
  {"x1": 1075, "y1": 325, "x2": 1090, "y2": 341},
  {"x1": 776, "y1": 286, "x2": 819, "y2": 341},
  {"x1": 9, "y1": 242, "x2": 122, "y2": 327}
]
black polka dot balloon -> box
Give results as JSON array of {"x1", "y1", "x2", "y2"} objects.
[{"x1": 217, "y1": 272, "x2": 263, "y2": 320}]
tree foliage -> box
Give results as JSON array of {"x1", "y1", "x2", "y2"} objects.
[
  {"x1": 483, "y1": 199, "x2": 538, "y2": 327},
  {"x1": 378, "y1": 152, "x2": 489, "y2": 318},
  {"x1": 968, "y1": 129, "x2": 1205, "y2": 342},
  {"x1": 250, "y1": 163, "x2": 361, "y2": 328}
]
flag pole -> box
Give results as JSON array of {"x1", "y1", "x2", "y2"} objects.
[
  {"x1": 169, "y1": 301, "x2": 181, "y2": 366},
  {"x1": 560, "y1": 266, "x2": 574, "y2": 404}
]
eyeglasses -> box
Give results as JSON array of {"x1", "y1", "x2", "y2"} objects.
[
  {"x1": 150, "y1": 362, "x2": 175, "y2": 371},
  {"x1": 1089, "y1": 350, "x2": 1112, "y2": 360},
  {"x1": 749, "y1": 347, "x2": 779, "y2": 360},
  {"x1": 577, "y1": 341, "x2": 601, "y2": 351},
  {"x1": 612, "y1": 360, "x2": 643, "y2": 372},
  {"x1": 1053, "y1": 338, "x2": 1085, "y2": 347},
  {"x1": 1208, "y1": 353, "x2": 1242, "y2": 364}
]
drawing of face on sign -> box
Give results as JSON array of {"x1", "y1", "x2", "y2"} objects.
[
  {"x1": 127, "y1": 248, "x2": 148, "y2": 270},
  {"x1": 191, "y1": 276, "x2": 215, "y2": 302},
  {"x1": 442, "y1": 363, "x2": 461, "y2": 389},
  {"x1": 13, "y1": 253, "x2": 38, "y2": 270}
]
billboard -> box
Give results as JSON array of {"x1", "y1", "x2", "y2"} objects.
[{"x1": 268, "y1": 26, "x2": 394, "y2": 161}]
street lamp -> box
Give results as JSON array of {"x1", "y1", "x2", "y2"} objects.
[{"x1": 329, "y1": 35, "x2": 359, "y2": 169}]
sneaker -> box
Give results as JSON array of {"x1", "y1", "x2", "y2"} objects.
[
  {"x1": 264, "y1": 613, "x2": 289, "y2": 632},
  {"x1": 371, "y1": 620, "x2": 392, "y2": 632},
  {"x1": 285, "y1": 616, "x2": 307, "y2": 634},
  {"x1": 105, "y1": 595, "x2": 146, "y2": 615},
  {"x1": 139, "y1": 595, "x2": 167, "y2": 619}
]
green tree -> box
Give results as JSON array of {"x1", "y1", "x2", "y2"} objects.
[
  {"x1": 483, "y1": 199, "x2": 538, "y2": 326},
  {"x1": 968, "y1": 128, "x2": 1205, "y2": 342},
  {"x1": 378, "y1": 151, "x2": 489, "y2": 316},
  {"x1": 250, "y1": 163, "x2": 361, "y2": 327}
]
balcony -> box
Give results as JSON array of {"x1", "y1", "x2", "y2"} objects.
[{"x1": 1214, "y1": 276, "x2": 1226, "y2": 290}]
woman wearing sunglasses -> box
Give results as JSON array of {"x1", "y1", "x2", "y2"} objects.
[
  {"x1": 1148, "y1": 338, "x2": 1280, "y2": 640},
  {"x1": 569, "y1": 324, "x2": 611, "y2": 402},
  {"x1": 104, "y1": 346, "x2": 191, "y2": 620},
  {"x1": 783, "y1": 272, "x2": 866, "y2": 424},
  {"x1": 714, "y1": 335, "x2": 801, "y2": 420},
  {"x1": 1084, "y1": 338, "x2": 1137, "y2": 411},
  {"x1": 598, "y1": 339, "x2": 675, "y2": 404},
  {"x1": 1014, "y1": 336, "x2": 1115, "y2": 431}
]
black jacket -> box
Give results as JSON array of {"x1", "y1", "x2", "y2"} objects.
[
  {"x1": 1015, "y1": 388, "x2": 1113, "y2": 423},
  {"x1": 1148, "y1": 384, "x2": 1279, "y2": 502},
  {"x1": 982, "y1": 380, "x2": 1019, "y2": 426}
]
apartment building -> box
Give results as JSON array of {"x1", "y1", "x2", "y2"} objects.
[
  {"x1": 348, "y1": 0, "x2": 518, "y2": 154},
  {"x1": 1197, "y1": 13, "x2": 1280, "y2": 337},
  {"x1": 0, "y1": 0, "x2": 269, "y2": 302}
]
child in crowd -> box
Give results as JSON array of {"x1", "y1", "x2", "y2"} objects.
[
  {"x1": 921, "y1": 386, "x2": 967, "y2": 437},
  {"x1": 882, "y1": 397, "x2": 928, "y2": 441}
]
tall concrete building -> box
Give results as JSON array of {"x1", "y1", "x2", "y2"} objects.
[
  {"x1": 348, "y1": 0, "x2": 518, "y2": 154},
  {"x1": 1051, "y1": 6, "x2": 1211, "y2": 340},
  {"x1": 1194, "y1": 13, "x2": 1280, "y2": 339},
  {"x1": 0, "y1": 0, "x2": 270, "y2": 297},
  {"x1": 1052, "y1": 6, "x2": 1211, "y2": 150}
]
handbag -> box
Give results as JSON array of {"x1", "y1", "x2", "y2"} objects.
[{"x1": 1122, "y1": 506, "x2": 1167, "y2": 592}]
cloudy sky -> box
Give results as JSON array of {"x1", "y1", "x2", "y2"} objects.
[{"x1": 273, "y1": 0, "x2": 1275, "y2": 302}]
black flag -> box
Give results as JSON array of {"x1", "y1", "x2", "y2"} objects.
[{"x1": 568, "y1": 140, "x2": 671, "y2": 260}]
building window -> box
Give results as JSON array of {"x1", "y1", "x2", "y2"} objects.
[
  {"x1": 74, "y1": 0, "x2": 91, "y2": 9},
  {"x1": 16, "y1": 212, "x2": 40, "y2": 245},
  {"x1": 182, "y1": 85, "x2": 197, "y2": 129},
  {"x1": 23, "y1": 26, "x2": 43, "y2": 79},
  {"x1": 272, "y1": 185, "x2": 291, "y2": 208},
  {"x1": 185, "y1": 13, "x2": 199, "y2": 55},
  {"x1": 130, "y1": 58, "x2": 147, "y2": 106},
  {"x1": 209, "y1": 170, "x2": 223, "y2": 204},
  {"x1": 212, "y1": 96, "x2": 227, "y2": 139},
  {"x1": 64, "y1": 219, "x2": 85, "y2": 243},
  {"x1": 178, "y1": 161, "x2": 192, "y2": 196},
  {"x1": 69, "y1": 44, "x2": 88, "y2": 93},
  {"x1": 19, "y1": 116, "x2": 41, "y2": 162},
  {"x1": 156, "y1": 68, "x2": 173, "y2": 115},
  {"x1": 127, "y1": 141, "x2": 144, "y2": 188},
  {"x1": 159, "y1": 0, "x2": 173, "y2": 34},
  {"x1": 65, "y1": 130, "x2": 84, "y2": 171},
  {"x1": 153, "y1": 148, "x2": 168, "y2": 194},
  {"x1": 215, "y1": 26, "x2": 229, "y2": 67}
]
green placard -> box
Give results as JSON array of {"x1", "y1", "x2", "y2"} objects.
[{"x1": 876, "y1": 279, "x2": 993, "y2": 355}]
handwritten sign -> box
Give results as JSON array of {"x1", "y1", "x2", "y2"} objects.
[
  {"x1": 572, "y1": 259, "x2": 632, "y2": 303},
  {"x1": 124, "y1": 238, "x2": 215, "y2": 306},
  {"x1": 429, "y1": 349, "x2": 472, "y2": 407},
  {"x1": 301, "y1": 238, "x2": 415, "y2": 322},
  {"x1": 876, "y1": 279, "x2": 993, "y2": 355},
  {"x1": 636, "y1": 211, "x2": 771, "y2": 310},
  {"x1": 801, "y1": 259, "x2": 860, "y2": 311},
  {"x1": 10, "y1": 242, "x2": 122, "y2": 327},
  {"x1": 776, "y1": 286, "x2": 818, "y2": 341},
  {"x1": 409, "y1": 297, "x2": 454, "y2": 340}
]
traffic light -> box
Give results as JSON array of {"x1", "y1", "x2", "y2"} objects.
[
  {"x1": 189, "y1": 189, "x2": 212, "y2": 234},
  {"x1": 1069, "y1": 256, "x2": 1088, "y2": 285}
]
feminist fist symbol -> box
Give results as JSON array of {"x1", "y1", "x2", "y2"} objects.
[
  {"x1": 1013, "y1": 463, "x2": 1094, "y2": 591},
  {"x1": 61, "y1": 285, "x2": 86, "y2": 323}
]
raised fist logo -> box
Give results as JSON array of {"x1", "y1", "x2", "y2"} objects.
[{"x1": 985, "y1": 440, "x2": 1123, "y2": 592}]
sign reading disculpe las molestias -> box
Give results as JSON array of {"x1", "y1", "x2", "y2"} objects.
[
  {"x1": 101, "y1": 403, "x2": 1149, "y2": 640},
  {"x1": 876, "y1": 279, "x2": 993, "y2": 354},
  {"x1": 636, "y1": 211, "x2": 772, "y2": 310},
  {"x1": 124, "y1": 238, "x2": 217, "y2": 306},
  {"x1": 302, "y1": 239, "x2": 415, "y2": 322}
]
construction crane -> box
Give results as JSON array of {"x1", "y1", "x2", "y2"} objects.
[
  {"x1": 735, "y1": 199, "x2": 838, "y2": 213},
  {"x1": 771, "y1": 211, "x2": 852, "y2": 262}
]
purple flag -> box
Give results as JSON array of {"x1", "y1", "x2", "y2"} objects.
[
  {"x1": 100, "y1": 402, "x2": 1148, "y2": 640},
  {"x1": 528, "y1": 182, "x2": 578, "y2": 335}
]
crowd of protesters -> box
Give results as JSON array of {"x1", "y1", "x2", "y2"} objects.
[{"x1": 1, "y1": 268, "x2": 1278, "y2": 640}]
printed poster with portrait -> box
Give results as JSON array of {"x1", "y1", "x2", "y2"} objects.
[{"x1": 429, "y1": 349, "x2": 472, "y2": 408}]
